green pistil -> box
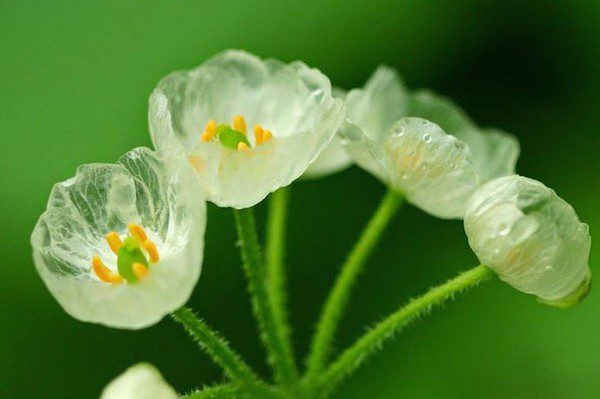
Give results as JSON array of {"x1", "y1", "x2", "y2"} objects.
[
  {"x1": 216, "y1": 124, "x2": 250, "y2": 149},
  {"x1": 117, "y1": 237, "x2": 150, "y2": 284}
]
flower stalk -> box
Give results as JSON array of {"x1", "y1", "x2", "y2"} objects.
[
  {"x1": 305, "y1": 189, "x2": 404, "y2": 379},
  {"x1": 312, "y1": 265, "x2": 494, "y2": 396},
  {"x1": 234, "y1": 208, "x2": 300, "y2": 387}
]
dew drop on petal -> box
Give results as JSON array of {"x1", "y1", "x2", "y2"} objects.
[
  {"x1": 422, "y1": 133, "x2": 431, "y2": 143},
  {"x1": 394, "y1": 126, "x2": 405, "y2": 136},
  {"x1": 498, "y1": 223, "x2": 510, "y2": 236}
]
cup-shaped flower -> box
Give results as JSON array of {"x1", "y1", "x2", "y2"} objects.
[
  {"x1": 149, "y1": 50, "x2": 344, "y2": 208},
  {"x1": 31, "y1": 147, "x2": 206, "y2": 329},
  {"x1": 464, "y1": 175, "x2": 591, "y2": 308},
  {"x1": 339, "y1": 66, "x2": 519, "y2": 218},
  {"x1": 303, "y1": 87, "x2": 352, "y2": 178},
  {"x1": 101, "y1": 363, "x2": 178, "y2": 399}
]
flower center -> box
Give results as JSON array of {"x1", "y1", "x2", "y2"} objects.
[
  {"x1": 200, "y1": 115, "x2": 273, "y2": 152},
  {"x1": 91, "y1": 223, "x2": 160, "y2": 285}
]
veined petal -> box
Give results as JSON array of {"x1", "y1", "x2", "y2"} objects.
[
  {"x1": 407, "y1": 90, "x2": 520, "y2": 182},
  {"x1": 101, "y1": 363, "x2": 178, "y2": 399},
  {"x1": 31, "y1": 148, "x2": 206, "y2": 329},
  {"x1": 149, "y1": 50, "x2": 344, "y2": 208},
  {"x1": 384, "y1": 118, "x2": 480, "y2": 218},
  {"x1": 464, "y1": 175, "x2": 591, "y2": 307},
  {"x1": 304, "y1": 87, "x2": 352, "y2": 179},
  {"x1": 345, "y1": 66, "x2": 408, "y2": 143}
]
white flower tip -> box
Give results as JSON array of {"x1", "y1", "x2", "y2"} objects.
[
  {"x1": 100, "y1": 363, "x2": 178, "y2": 399},
  {"x1": 464, "y1": 175, "x2": 592, "y2": 306}
]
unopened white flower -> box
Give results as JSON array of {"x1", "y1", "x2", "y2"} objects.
[
  {"x1": 149, "y1": 50, "x2": 344, "y2": 208},
  {"x1": 31, "y1": 148, "x2": 206, "y2": 329},
  {"x1": 101, "y1": 363, "x2": 178, "y2": 399},
  {"x1": 339, "y1": 66, "x2": 519, "y2": 218},
  {"x1": 304, "y1": 87, "x2": 352, "y2": 178},
  {"x1": 464, "y1": 175, "x2": 591, "y2": 308}
]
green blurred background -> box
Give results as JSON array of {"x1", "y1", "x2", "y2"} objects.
[{"x1": 1, "y1": 1, "x2": 599, "y2": 397}]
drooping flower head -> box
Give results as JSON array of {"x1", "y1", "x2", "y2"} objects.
[
  {"x1": 31, "y1": 148, "x2": 206, "y2": 329},
  {"x1": 100, "y1": 363, "x2": 178, "y2": 399},
  {"x1": 464, "y1": 175, "x2": 591, "y2": 308},
  {"x1": 149, "y1": 50, "x2": 344, "y2": 208},
  {"x1": 339, "y1": 66, "x2": 520, "y2": 218}
]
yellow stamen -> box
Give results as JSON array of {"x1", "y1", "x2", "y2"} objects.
[
  {"x1": 92, "y1": 255, "x2": 123, "y2": 284},
  {"x1": 201, "y1": 119, "x2": 217, "y2": 142},
  {"x1": 262, "y1": 129, "x2": 273, "y2": 143},
  {"x1": 132, "y1": 262, "x2": 149, "y2": 280},
  {"x1": 237, "y1": 142, "x2": 250, "y2": 152},
  {"x1": 128, "y1": 223, "x2": 148, "y2": 244},
  {"x1": 105, "y1": 231, "x2": 123, "y2": 255},
  {"x1": 143, "y1": 240, "x2": 160, "y2": 263},
  {"x1": 233, "y1": 115, "x2": 247, "y2": 134},
  {"x1": 254, "y1": 125, "x2": 264, "y2": 144}
]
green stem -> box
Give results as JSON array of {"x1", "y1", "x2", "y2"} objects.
[
  {"x1": 313, "y1": 265, "x2": 494, "y2": 396},
  {"x1": 305, "y1": 190, "x2": 404, "y2": 379},
  {"x1": 265, "y1": 187, "x2": 296, "y2": 377},
  {"x1": 234, "y1": 208, "x2": 299, "y2": 387},
  {"x1": 183, "y1": 383, "x2": 239, "y2": 398},
  {"x1": 171, "y1": 307, "x2": 277, "y2": 398}
]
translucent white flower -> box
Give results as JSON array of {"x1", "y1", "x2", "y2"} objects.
[
  {"x1": 31, "y1": 147, "x2": 206, "y2": 329},
  {"x1": 149, "y1": 50, "x2": 344, "y2": 208},
  {"x1": 339, "y1": 66, "x2": 520, "y2": 218},
  {"x1": 304, "y1": 87, "x2": 353, "y2": 178},
  {"x1": 464, "y1": 175, "x2": 591, "y2": 308},
  {"x1": 101, "y1": 363, "x2": 178, "y2": 399}
]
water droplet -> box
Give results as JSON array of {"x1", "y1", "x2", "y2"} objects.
[
  {"x1": 493, "y1": 248, "x2": 500, "y2": 255},
  {"x1": 498, "y1": 223, "x2": 510, "y2": 236},
  {"x1": 421, "y1": 120, "x2": 428, "y2": 125},
  {"x1": 420, "y1": 161, "x2": 429, "y2": 170},
  {"x1": 422, "y1": 133, "x2": 431, "y2": 143},
  {"x1": 394, "y1": 126, "x2": 405, "y2": 136}
]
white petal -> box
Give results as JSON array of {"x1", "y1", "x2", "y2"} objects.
[
  {"x1": 407, "y1": 90, "x2": 520, "y2": 182},
  {"x1": 149, "y1": 50, "x2": 344, "y2": 208},
  {"x1": 345, "y1": 66, "x2": 408, "y2": 142},
  {"x1": 31, "y1": 148, "x2": 206, "y2": 329},
  {"x1": 304, "y1": 87, "x2": 352, "y2": 178},
  {"x1": 464, "y1": 175, "x2": 591, "y2": 307},
  {"x1": 101, "y1": 363, "x2": 178, "y2": 399},
  {"x1": 384, "y1": 118, "x2": 480, "y2": 218}
]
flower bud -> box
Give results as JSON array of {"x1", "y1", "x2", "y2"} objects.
[{"x1": 464, "y1": 175, "x2": 591, "y2": 308}]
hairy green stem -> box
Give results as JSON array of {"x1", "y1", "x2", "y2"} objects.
[
  {"x1": 313, "y1": 265, "x2": 494, "y2": 396},
  {"x1": 171, "y1": 307, "x2": 276, "y2": 398},
  {"x1": 183, "y1": 383, "x2": 239, "y2": 398},
  {"x1": 234, "y1": 208, "x2": 299, "y2": 387},
  {"x1": 305, "y1": 190, "x2": 404, "y2": 379},
  {"x1": 265, "y1": 187, "x2": 297, "y2": 377}
]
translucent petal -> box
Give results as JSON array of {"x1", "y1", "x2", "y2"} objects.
[
  {"x1": 384, "y1": 118, "x2": 480, "y2": 218},
  {"x1": 100, "y1": 363, "x2": 178, "y2": 399},
  {"x1": 31, "y1": 147, "x2": 206, "y2": 329},
  {"x1": 345, "y1": 66, "x2": 408, "y2": 142},
  {"x1": 464, "y1": 175, "x2": 591, "y2": 306},
  {"x1": 149, "y1": 50, "x2": 344, "y2": 208},
  {"x1": 304, "y1": 87, "x2": 353, "y2": 178},
  {"x1": 407, "y1": 90, "x2": 519, "y2": 181}
]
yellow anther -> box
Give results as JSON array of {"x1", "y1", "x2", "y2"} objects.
[
  {"x1": 132, "y1": 262, "x2": 149, "y2": 280},
  {"x1": 128, "y1": 223, "x2": 148, "y2": 244},
  {"x1": 237, "y1": 142, "x2": 250, "y2": 152},
  {"x1": 262, "y1": 129, "x2": 273, "y2": 143},
  {"x1": 105, "y1": 231, "x2": 123, "y2": 255},
  {"x1": 143, "y1": 240, "x2": 160, "y2": 263},
  {"x1": 201, "y1": 119, "x2": 217, "y2": 142},
  {"x1": 92, "y1": 255, "x2": 123, "y2": 284},
  {"x1": 233, "y1": 115, "x2": 247, "y2": 134},
  {"x1": 254, "y1": 125, "x2": 264, "y2": 144}
]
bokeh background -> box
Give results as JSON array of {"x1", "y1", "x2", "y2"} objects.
[{"x1": 1, "y1": 1, "x2": 599, "y2": 397}]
